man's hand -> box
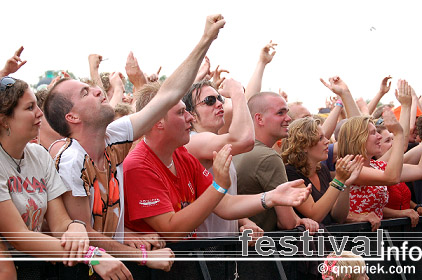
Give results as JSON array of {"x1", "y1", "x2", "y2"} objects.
[
  {"x1": 146, "y1": 66, "x2": 162, "y2": 83},
  {"x1": 195, "y1": 56, "x2": 212, "y2": 82},
  {"x1": 265, "y1": 179, "x2": 311, "y2": 208},
  {"x1": 279, "y1": 89, "x2": 288, "y2": 102},
  {"x1": 144, "y1": 248, "x2": 175, "y2": 272},
  {"x1": 88, "y1": 54, "x2": 102, "y2": 70},
  {"x1": 212, "y1": 144, "x2": 232, "y2": 190},
  {"x1": 296, "y1": 218, "x2": 319, "y2": 234},
  {"x1": 0, "y1": 46, "x2": 27, "y2": 77},
  {"x1": 218, "y1": 78, "x2": 243, "y2": 98},
  {"x1": 239, "y1": 219, "x2": 264, "y2": 247},
  {"x1": 260, "y1": 40, "x2": 277, "y2": 65},
  {"x1": 210, "y1": 65, "x2": 229, "y2": 88},
  {"x1": 125, "y1": 51, "x2": 147, "y2": 90},
  {"x1": 203, "y1": 14, "x2": 226, "y2": 41},
  {"x1": 124, "y1": 228, "x2": 166, "y2": 251}
]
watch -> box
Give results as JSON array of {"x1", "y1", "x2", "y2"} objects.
[{"x1": 414, "y1": 204, "x2": 422, "y2": 212}]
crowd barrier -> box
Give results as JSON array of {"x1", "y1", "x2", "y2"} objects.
[{"x1": 9, "y1": 217, "x2": 422, "y2": 280}]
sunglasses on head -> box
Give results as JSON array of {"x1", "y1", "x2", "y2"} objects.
[
  {"x1": 195, "y1": 94, "x2": 225, "y2": 107},
  {"x1": 0, "y1": 77, "x2": 16, "y2": 91}
]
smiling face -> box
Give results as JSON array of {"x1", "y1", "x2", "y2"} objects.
[
  {"x1": 191, "y1": 85, "x2": 224, "y2": 133},
  {"x1": 8, "y1": 89, "x2": 43, "y2": 143},
  {"x1": 261, "y1": 95, "x2": 292, "y2": 140},
  {"x1": 365, "y1": 123, "x2": 382, "y2": 158}
]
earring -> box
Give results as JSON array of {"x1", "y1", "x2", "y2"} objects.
[{"x1": 7, "y1": 127, "x2": 10, "y2": 136}]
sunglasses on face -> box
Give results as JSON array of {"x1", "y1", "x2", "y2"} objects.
[
  {"x1": 195, "y1": 95, "x2": 225, "y2": 107},
  {"x1": 0, "y1": 77, "x2": 16, "y2": 91}
]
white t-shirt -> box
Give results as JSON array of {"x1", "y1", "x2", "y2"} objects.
[
  {"x1": 196, "y1": 162, "x2": 239, "y2": 238},
  {"x1": 55, "y1": 116, "x2": 133, "y2": 242},
  {"x1": 0, "y1": 143, "x2": 69, "y2": 232}
]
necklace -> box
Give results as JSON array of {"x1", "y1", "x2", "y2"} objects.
[
  {"x1": 0, "y1": 143, "x2": 23, "y2": 173},
  {"x1": 143, "y1": 138, "x2": 174, "y2": 169}
]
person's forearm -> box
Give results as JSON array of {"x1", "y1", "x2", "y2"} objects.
[
  {"x1": 3, "y1": 230, "x2": 70, "y2": 258},
  {"x1": 109, "y1": 87, "x2": 125, "y2": 108},
  {"x1": 346, "y1": 212, "x2": 365, "y2": 223},
  {"x1": 400, "y1": 103, "x2": 412, "y2": 151},
  {"x1": 368, "y1": 91, "x2": 385, "y2": 115},
  {"x1": 383, "y1": 207, "x2": 407, "y2": 219},
  {"x1": 245, "y1": 61, "x2": 266, "y2": 100},
  {"x1": 341, "y1": 90, "x2": 361, "y2": 117},
  {"x1": 385, "y1": 131, "x2": 405, "y2": 182},
  {"x1": 86, "y1": 228, "x2": 141, "y2": 259},
  {"x1": 226, "y1": 91, "x2": 255, "y2": 155},
  {"x1": 330, "y1": 188, "x2": 350, "y2": 223},
  {"x1": 276, "y1": 207, "x2": 301, "y2": 230},
  {"x1": 322, "y1": 105, "x2": 341, "y2": 140},
  {"x1": 295, "y1": 186, "x2": 342, "y2": 223},
  {"x1": 146, "y1": 186, "x2": 226, "y2": 238},
  {"x1": 89, "y1": 66, "x2": 103, "y2": 89}
]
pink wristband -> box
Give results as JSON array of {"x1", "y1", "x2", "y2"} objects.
[
  {"x1": 84, "y1": 246, "x2": 96, "y2": 264},
  {"x1": 140, "y1": 244, "x2": 148, "y2": 266}
]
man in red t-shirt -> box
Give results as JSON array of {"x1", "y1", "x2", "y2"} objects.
[{"x1": 123, "y1": 83, "x2": 312, "y2": 240}]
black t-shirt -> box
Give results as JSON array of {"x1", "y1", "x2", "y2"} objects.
[{"x1": 285, "y1": 164, "x2": 335, "y2": 225}]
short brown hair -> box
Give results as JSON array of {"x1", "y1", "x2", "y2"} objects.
[{"x1": 43, "y1": 78, "x2": 74, "y2": 137}]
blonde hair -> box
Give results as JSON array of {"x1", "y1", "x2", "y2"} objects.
[
  {"x1": 281, "y1": 117, "x2": 321, "y2": 177},
  {"x1": 337, "y1": 116, "x2": 373, "y2": 159},
  {"x1": 322, "y1": 251, "x2": 366, "y2": 280}
]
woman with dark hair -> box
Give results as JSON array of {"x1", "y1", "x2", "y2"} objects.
[
  {"x1": 282, "y1": 117, "x2": 363, "y2": 225},
  {"x1": 0, "y1": 77, "x2": 132, "y2": 279}
]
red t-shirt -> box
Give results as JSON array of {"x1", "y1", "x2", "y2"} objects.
[
  {"x1": 385, "y1": 182, "x2": 411, "y2": 210},
  {"x1": 123, "y1": 141, "x2": 212, "y2": 235}
]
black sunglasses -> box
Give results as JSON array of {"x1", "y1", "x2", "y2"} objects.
[
  {"x1": 0, "y1": 77, "x2": 16, "y2": 91},
  {"x1": 195, "y1": 95, "x2": 225, "y2": 107}
]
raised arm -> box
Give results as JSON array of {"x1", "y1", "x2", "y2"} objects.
[
  {"x1": 367, "y1": 76, "x2": 392, "y2": 115},
  {"x1": 130, "y1": 14, "x2": 226, "y2": 140},
  {"x1": 0, "y1": 46, "x2": 27, "y2": 77},
  {"x1": 125, "y1": 51, "x2": 147, "y2": 94},
  {"x1": 321, "y1": 99, "x2": 343, "y2": 140},
  {"x1": 245, "y1": 41, "x2": 277, "y2": 100},
  {"x1": 88, "y1": 54, "x2": 104, "y2": 89},
  {"x1": 194, "y1": 56, "x2": 211, "y2": 82},
  {"x1": 378, "y1": 79, "x2": 412, "y2": 162},
  {"x1": 108, "y1": 72, "x2": 126, "y2": 108},
  {"x1": 320, "y1": 76, "x2": 361, "y2": 118},
  {"x1": 186, "y1": 78, "x2": 254, "y2": 161}
]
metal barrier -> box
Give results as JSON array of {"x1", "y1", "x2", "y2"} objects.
[{"x1": 10, "y1": 217, "x2": 422, "y2": 280}]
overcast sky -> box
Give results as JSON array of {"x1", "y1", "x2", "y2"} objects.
[{"x1": 2, "y1": 0, "x2": 421, "y2": 113}]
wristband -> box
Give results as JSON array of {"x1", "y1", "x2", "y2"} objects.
[
  {"x1": 414, "y1": 204, "x2": 422, "y2": 212},
  {"x1": 140, "y1": 244, "x2": 148, "y2": 266},
  {"x1": 212, "y1": 181, "x2": 228, "y2": 194},
  {"x1": 261, "y1": 192, "x2": 270, "y2": 210},
  {"x1": 67, "y1": 219, "x2": 86, "y2": 230},
  {"x1": 335, "y1": 99, "x2": 343, "y2": 108},
  {"x1": 332, "y1": 178, "x2": 345, "y2": 188}
]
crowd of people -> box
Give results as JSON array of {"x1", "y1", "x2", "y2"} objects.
[{"x1": 1, "y1": 14, "x2": 421, "y2": 280}]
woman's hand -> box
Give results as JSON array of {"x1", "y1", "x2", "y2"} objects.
[
  {"x1": 124, "y1": 228, "x2": 166, "y2": 250},
  {"x1": 344, "y1": 155, "x2": 364, "y2": 186},
  {"x1": 383, "y1": 109, "x2": 403, "y2": 136},
  {"x1": 93, "y1": 251, "x2": 133, "y2": 280},
  {"x1": 60, "y1": 222, "x2": 89, "y2": 266},
  {"x1": 145, "y1": 248, "x2": 175, "y2": 272},
  {"x1": 333, "y1": 154, "x2": 356, "y2": 183}
]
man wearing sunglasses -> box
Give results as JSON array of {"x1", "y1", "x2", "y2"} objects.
[
  {"x1": 123, "y1": 79, "x2": 311, "y2": 240},
  {"x1": 182, "y1": 78, "x2": 265, "y2": 241},
  {"x1": 43, "y1": 14, "x2": 227, "y2": 270}
]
